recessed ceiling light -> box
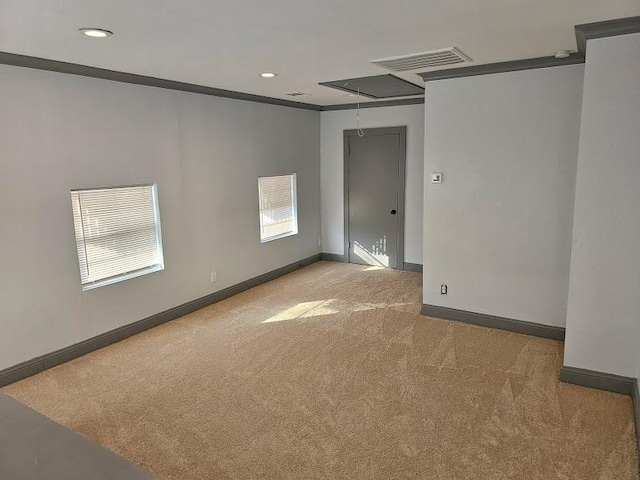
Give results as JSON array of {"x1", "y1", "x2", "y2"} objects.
[
  {"x1": 555, "y1": 50, "x2": 571, "y2": 59},
  {"x1": 79, "y1": 28, "x2": 113, "y2": 38},
  {"x1": 260, "y1": 72, "x2": 278, "y2": 78}
]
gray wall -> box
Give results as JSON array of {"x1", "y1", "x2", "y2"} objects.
[
  {"x1": 0, "y1": 64, "x2": 321, "y2": 371},
  {"x1": 320, "y1": 104, "x2": 424, "y2": 264},
  {"x1": 423, "y1": 65, "x2": 584, "y2": 327},
  {"x1": 564, "y1": 33, "x2": 640, "y2": 378}
]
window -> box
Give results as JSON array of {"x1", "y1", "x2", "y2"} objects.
[
  {"x1": 70, "y1": 184, "x2": 164, "y2": 291},
  {"x1": 258, "y1": 174, "x2": 298, "y2": 243}
]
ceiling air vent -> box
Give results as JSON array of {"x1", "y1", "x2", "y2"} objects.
[
  {"x1": 285, "y1": 92, "x2": 309, "y2": 97},
  {"x1": 371, "y1": 47, "x2": 472, "y2": 72}
]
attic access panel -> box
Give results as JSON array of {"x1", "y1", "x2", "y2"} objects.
[{"x1": 319, "y1": 74, "x2": 424, "y2": 99}]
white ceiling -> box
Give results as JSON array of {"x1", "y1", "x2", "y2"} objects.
[{"x1": 1, "y1": 0, "x2": 639, "y2": 106}]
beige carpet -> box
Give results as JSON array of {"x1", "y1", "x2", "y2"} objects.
[{"x1": 4, "y1": 262, "x2": 638, "y2": 479}]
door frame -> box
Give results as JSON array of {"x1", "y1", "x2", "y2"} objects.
[{"x1": 343, "y1": 126, "x2": 407, "y2": 269}]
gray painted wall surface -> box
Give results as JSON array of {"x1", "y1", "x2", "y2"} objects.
[
  {"x1": 564, "y1": 33, "x2": 640, "y2": 378},
  {"x1": 423, "y1": 65, "x2": 584, "y2": 328},
  {"x1": 0, "y1": 64, "x2": 320, "y2": 371},
  {"x1": 320, "y1": 105, "x2": 424, "y2": 264}
]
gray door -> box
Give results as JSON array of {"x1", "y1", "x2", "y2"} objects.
[{"x1": 344, "y1": 127, "x2": 406, "y2": 269}]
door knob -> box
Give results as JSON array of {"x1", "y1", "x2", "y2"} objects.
[{"x1": 390, "y1": 209, "x2": 397, "y2": 215}]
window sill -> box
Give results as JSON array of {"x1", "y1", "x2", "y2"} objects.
[
  {"x1": 260, "y1": 231, "x2": 298, "y2": 244},
  {"x1": 81, "y1": 264, "x2": 165, "y2": 291}
]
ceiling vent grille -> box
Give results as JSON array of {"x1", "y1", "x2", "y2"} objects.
[{"x1": 371, "y1": 48, "x2": 472, "y2": 72}]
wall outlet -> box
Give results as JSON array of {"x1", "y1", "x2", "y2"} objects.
[
  {"x1": 210, "y1": 271, "x2": 217, "y2": 283},
  {"x1": 318, "y1": 238, "x2": 322, "y2": 247},
  {"x1": 440, "y1": 283, "x2": 448, "y2": 295}
]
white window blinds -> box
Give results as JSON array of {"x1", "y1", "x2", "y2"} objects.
[
  {"x1": 258, "y1": 174, "x2": 298, "y2": 243},
  {"x1": 70, "y1": 184, "x2": 164, "y2": 290}
]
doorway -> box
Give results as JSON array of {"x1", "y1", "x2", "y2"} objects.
[{"x1": 343, "y1": 126, "x2": 406, "y2": 269}]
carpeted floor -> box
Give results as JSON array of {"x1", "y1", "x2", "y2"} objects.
[{"x1": 4, "y1": 262, "x2": 638, "y2": 479}]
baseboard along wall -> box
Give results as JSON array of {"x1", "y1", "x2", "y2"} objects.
[
  {"x1": 402, "y1": 262, "x2": 423, "y2": 273},
  {"x1": 420, "y1": 304, "x2": 565, "y2": 341},
  {"x1": 634, "y1": 382, "x2": 640, "y2": 449},
  {"x1": 559, "y1": 365, "x2": 636, "y2": 395},
  {"x1": 0, "y1": 254, "x2": 322, "y2": 388},
  {"x1": 320, "y1": 253, "x2": 346, "y2": 263},
  {"x1": 320, "y1": 253, "x2": 423, "y2": 274}
]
